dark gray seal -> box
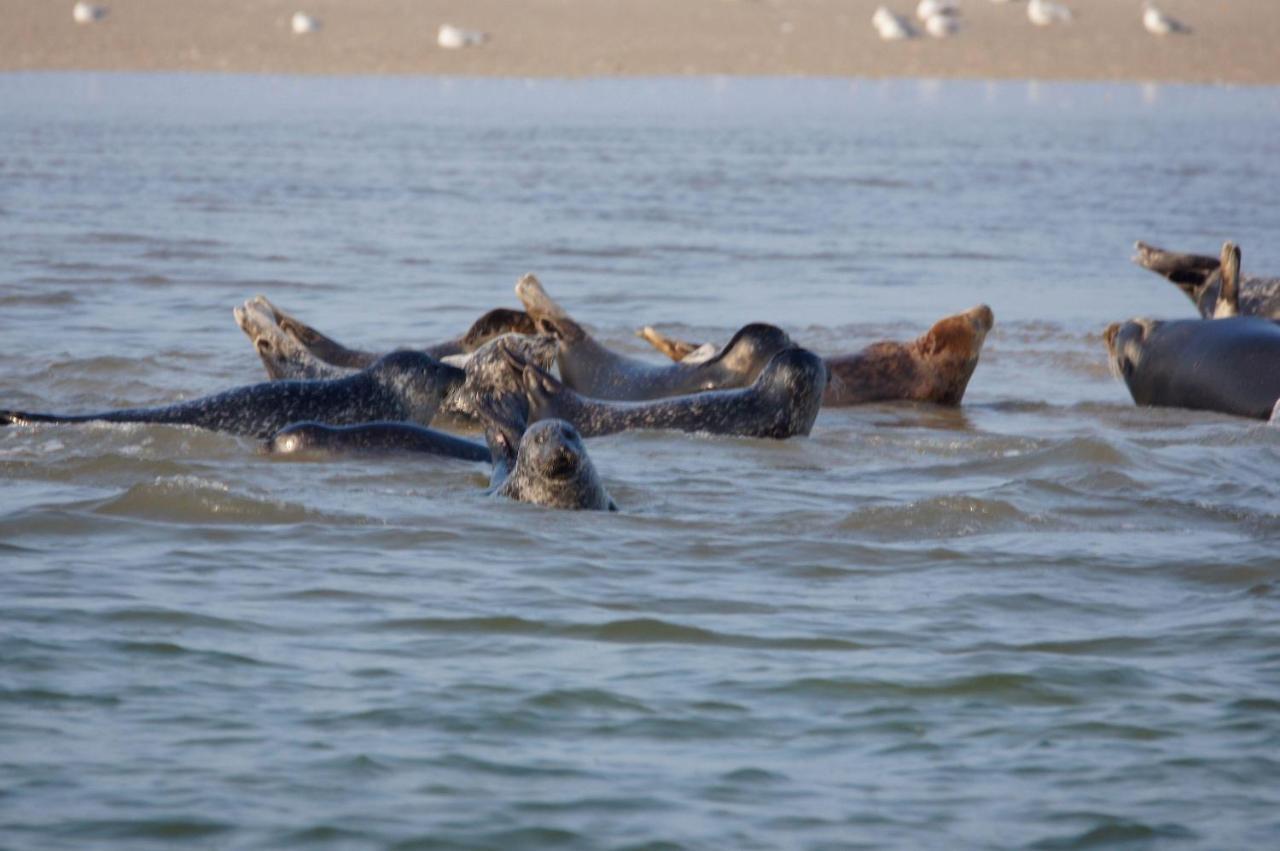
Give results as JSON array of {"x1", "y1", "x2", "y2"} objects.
[
  {"x1": 249, "y1": 295, "x2": 537, "y2": 369},
  {"x1": 1133, "y1": 240, "x2": 1280, "y2": 319},
  {"x1": 638, "y1": 304, "x2": 994, "y2": 407},
  {"x1": 515, "y1": 274, "x2": 794, "y2": 401},
  {"x1": 479, "y1": 395, "x2": 616, "y2": 511},
  {"x1": 268, "y1": 421, "x2": 491, "y2": 462},
  {"x1": 506, "y1": 345, "x2": 828, "y2": 439},
  {"x1": 236, "y1": 301, "x2": 558, "y2": 426},
  {"x1": 1104, "y1": 316, "x2": 1280, "y2": 420},
  {"x1": 0, "y1": 350, "x2": 462, "y2": 439}
]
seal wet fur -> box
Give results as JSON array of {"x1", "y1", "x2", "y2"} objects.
[
  {"x1": 0, "y1": 350, "x2": 462, "y2": 439},
  {"x1": 478, "y1": 393, "x2": 616, "y2": 511},
  {"x1": 247, "y1": 295, "x2": 537, "y2": 369},
  {"x1": 515, "y1": 273, "x2": 793, "y2": 401},
  {"x1": 638, "y1": 304, "x2": 995, "y2": 407},
  {"x1": 505, "y1": 345, "x2": 828, "y2": 440},
  {"x1": 267, "y1": 421, "x2": 491, "y2": 462},
  {"x1": 1103, "y1": 316, "x2": 1280, "y2": 420},
  {"x1": 1132, "y1": 240, "x2": 1280, "y2": 319}
]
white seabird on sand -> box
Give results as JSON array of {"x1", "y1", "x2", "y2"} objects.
[
  {"x1": 291, "y1": 12, "x2": 321, "y2": 34},
  {"x1": 1027, "y1": 0, "x2": 1072, "y2": 26},
  {"x1": 873, "y1": 7, "x2": 915, "y2": 40},
  {"x1": 437, "y1": 24, "x2": 488, "y2": 49},
  {"x1": 72, "y1": 2, "x2": 107, "y2": 24},
  {"x1": 1143, "y1": 3, "x2": 1188, "y2": 36},
  {"x1": 916, "y1": 0, "x2": 959, "y2": 22},
  {"x1": 925, "y1": 12, "x2": 962, "y2": 37}
]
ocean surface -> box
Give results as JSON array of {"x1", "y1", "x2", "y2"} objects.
[{"x1": 1, "y1": 74, "x2": 1279, "y2": 850}]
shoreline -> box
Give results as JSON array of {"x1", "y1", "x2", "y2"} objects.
[{"x1": 3, "y1": 0, "x2": 1279, "y2": 86}]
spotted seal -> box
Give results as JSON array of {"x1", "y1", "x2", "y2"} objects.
[
  {"x1": 248, "y1": 295, "x2": 537, "y2": 369},
  {"x1": 637, "y1": 304, "x2": 994, "y2": 407},
  {"x1": 1133, "y1": 240, "x2": 1280, "y2": 319},
  {"x1": 236, "y1": 301, "x2": 557, "y2": 426},
  {"x1": 268, "y1": 396, "x2": 616, "y2": 512},
  {"x1": 505, "y1": 345, "x2": 827, "y2": 439},
  {"x1": 1103, "y1": 316, "x2": 1280, "y2": 420},
  {"x1": 514, "y1": 274, "x2": 794, "y2": 401},
  {"x1": 0, "y1": 350, "x2": 462, "y2": 439}
]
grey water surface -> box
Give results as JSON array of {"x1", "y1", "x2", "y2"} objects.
[{"x1": 1, "y1": 74, "x2": 1279, "y2": 850}]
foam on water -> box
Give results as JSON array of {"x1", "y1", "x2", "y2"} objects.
[{"x1": 1, "y1": 74, "x2": 1279, "y2": 849}]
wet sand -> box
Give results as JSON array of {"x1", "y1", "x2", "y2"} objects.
[{"x1": 2, "y1": 0, "x2": 1278, "y2": 84}]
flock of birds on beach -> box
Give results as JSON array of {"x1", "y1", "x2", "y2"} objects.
[
  {"x1": 875, "y1": 1, "x2": 1189, "y2": 41},
  {"x1": 70, "y1": 1, "x2": 1189, "y2": 47}
]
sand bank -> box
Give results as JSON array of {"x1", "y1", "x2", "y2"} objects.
[{"x1": 2, "y1": 0, "x2": 1278, "y2": 84}]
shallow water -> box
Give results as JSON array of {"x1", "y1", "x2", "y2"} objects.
[{"x1": 1, "y1": 74, "x2": 1279, "y2": 850}]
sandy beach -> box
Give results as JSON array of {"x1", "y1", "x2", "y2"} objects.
[{"x1": 2, "y1": 0, "x2": 1278, "y2": 84}]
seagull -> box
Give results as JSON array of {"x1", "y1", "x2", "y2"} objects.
[
  {"x1": 873, "y1": 7, "x2": 915, "y2": 40},
  {"x1": 1027, "y1": 0, "x2": 1072, "y2": 26},
  {"x1": 926, "y1": 13, "x2": 962, "y2": 37},
  {"x1": 916, "y1": 0, "x2": 959, "y2": 22},
  {"x1": 437, "y1": 24, "x2": 488, "y2": 49},
  {"x1": 1143, "y1": 3, "x2": 1189, "y2": 35},
  {"x1": 72, "y1": 2, "x2": 107, "y2": 24},
  {"x1": 290, "y1": 12, "x2": 321, "y2": 34}
]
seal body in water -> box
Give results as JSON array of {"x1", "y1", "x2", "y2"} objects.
[
  {"x1": 236, "y1": 301, "x2": 558, "y2": 426},
  {"x1": 0, "y1": 351, "x2": 462, "y2": 439},
  {"x1": 247, "y1": 295, "x2": 537, "y2": 369},
  {"x1": 1103, "y1": 316, "x2": 1280, "y2": 420},
  {"x1": 639, "y1": 305, "x2": 995, "y2": 407},
  {"x1": 508, "y1": 346, "x2": 828, "y2": 440},
  {"x1": 1133, "y1": 240, "x2": 1280, "y2": 319},
  {"x1": 515, "y1": 274, "x2": 794, "y2": 401},
  {"x1": 267, "y1": 421, "x2": 491, "y2": 462}
]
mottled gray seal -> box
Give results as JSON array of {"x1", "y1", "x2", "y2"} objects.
[
  {"x1": 1103, "y1": 316, "x2": 1280, "y2": 420},
  {"x1": 638, "y1": 304, "x2": 995, "y2": 407},
  {"x1": 267, "y1": 421, "x2": 491, "y2": 462},
  {"x1": 250, "y1": 295, "x2": 537, "y2": 369},
  {"x1": 506, "y1": 345, "x2": 828, "y2": 440},
  {"x1": 0, "y1": 350, "x2": 461, "y2": 439},
  {"x1": 267, "y1": 396, "x2": 616, "y2": 512},
  {"x1": 479, "y1": 395, "x2": 616, "y2": 511},
  {"x1": 236, "y1": 300, "x2": 557, "y2": 426},
  {"x1": 1133, "y1": 240, "x2": 1280, "y2": 319},
  {"x1": 514, "y1": 274, "x2": 793, "y2": 401}
]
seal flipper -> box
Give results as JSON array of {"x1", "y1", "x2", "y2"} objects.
[
  {"x1": 1214, "y1": 242, "x2": 1242, "y2": 318},
  {"x1": 251, "y1": 295, "x2": 381, "y2": 370},
  {"x1": 637, "y1": 326, "x2": 706, "y2": 362}
]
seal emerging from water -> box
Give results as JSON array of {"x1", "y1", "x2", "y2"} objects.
[
  {"x1": 1133, "y1": 240, "x2": 1280, "y2": 319},
  {"x1": 504, "y1": 345, "x2": 828, "y2": 439},
  {"x1": 515, "y1": 274, "x2": 794, "y2": 401},
  {"x1": 0, "y1": 350, "x2": 462, "y2": 439},
  {"x1": 639, "y1": 305, "x2": 995, "y2": 407},
  {"x1": 1103, "y1": 316, "x2": 1280, "y2": 420}
]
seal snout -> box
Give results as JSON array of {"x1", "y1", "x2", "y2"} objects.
[{"x1": 967, "y1": 304, "x2": 995, "y2": 335}]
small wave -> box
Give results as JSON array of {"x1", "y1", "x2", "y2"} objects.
[
  {"x1": 1028, "y1": 816, "x2": 1196, "y2": 849},
  {"x1": 767, "y1": 673, "x2": 1077, "y2": 707},
  {"x1": 839, "y1": 495, "x2": 1048, "y2": 538},
  {"x1": 90, "y1": 476, "x2": 326, "y2": 525},
  {"x1": 55, "y1": 819, "x2": 233, "y2": 841}
]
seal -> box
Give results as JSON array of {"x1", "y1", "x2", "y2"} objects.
[
  {"x1": 505, "y1": 345, "x2": 828, "y2": 439},
  {"x1": 0, "y1": 350, "x2": 463, "y2": 439},
  {"x1": 236, "y1": 301, "x2": 558, "y2": 425},
  {"x1": 1103, "y1": 316, "x2": 1280, "y2": 420},
  {"x1": 268, "y1": 421, "x2": 491, "y2": 462},
  {"x1": 249, "y1": 295, "x2": 537, "y2": 369},
  {"x1": 514, "y1": 273, "x2": 794, "y2": 401},
  {"x1": 1133, "y1": 240, "x2": 1280, "y2": 319},
  {"x1": 478, "y1": 394, "x2": 616, "y2": 511},
  {"x1": 637, "y1": 304, "x2": 995, "y2": 407}
]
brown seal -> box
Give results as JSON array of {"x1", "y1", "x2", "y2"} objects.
[{"x1": 639, "y1": 305, "x2": 995, "y2": 407}]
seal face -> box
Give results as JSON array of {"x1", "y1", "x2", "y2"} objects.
[
  {"x1": 515, "y1": 273, "x2": 792, "y2": 401},
  {"x1": 494, "y1": 419, "x2": 616, "y2": 511},
  {"x1": 823, "y1": 304, "x2": 994, "y2": 406},
  {"x1": 1, "y1": 350, "x2": 462, "y2": 439},
  {"x1": 510, "y1": 346, "x2": 828, "y2": 440},
  {"x1": 1132, "y1": 240, "x2": 1280, "y2": 319},
  {"x1": 1104, "y1": 316, "x2": 1280, "y2": 420}
]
